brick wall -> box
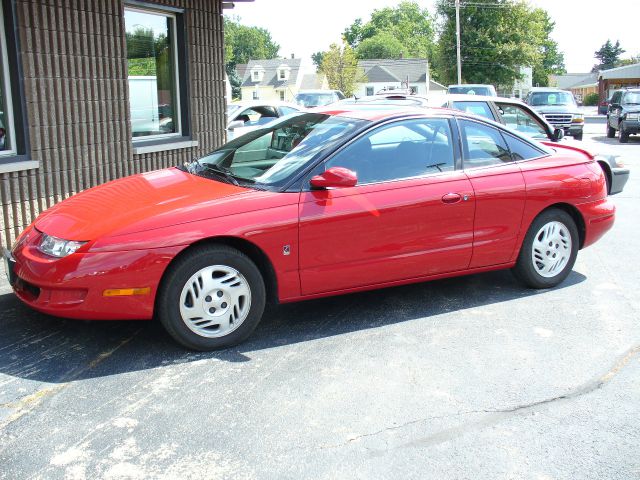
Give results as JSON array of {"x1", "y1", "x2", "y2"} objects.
[{"x1": 0, "y1": 0, "x2": 226, "y2": 247}]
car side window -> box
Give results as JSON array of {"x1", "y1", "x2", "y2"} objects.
[
  {"x1": 459, "y1": 119, "x2": 511, "y2": 168},
  {"x1": 279, "y1": 106, "x2": 298, "y2": 116},
  {"x1": 325, "y1": 118, "x2": 455, "y2": 185},
  {"x1": 496, "y1": 103, "x2": 549, "y2": 140},
  {"x1": 451, "y1": 101, "x2": 496, "y2": 121},
  {"x1": 503, "y1": 133, "x2": 546, "y2": 161}
]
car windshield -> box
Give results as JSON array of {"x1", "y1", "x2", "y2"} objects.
[
  {"x1": 295, "y1": 93, "x2": 336, "y2": 107},
  {"x1": 529, "y1": 92, "x2": 576, "y2": 107},
  {"x1": 448, "y1": 86, "x2": 492, "y2": 96},
  {"x1": 188, "y1": 113, "x2": 369, "y2": 188},
  {"x1": 622, "y1": 92, "x2": 640, "y2": 105},
  {"x1": 227, "y1": 104, "x2": 242, "y2": 116}
]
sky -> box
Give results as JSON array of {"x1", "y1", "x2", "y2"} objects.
[{"x1": 226, "y1": 0, "x2": 639, "y2": 74}]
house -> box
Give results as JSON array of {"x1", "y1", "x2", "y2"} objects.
[
  {"x1": 598, "y1": 63, "x2": 640, "y2": 101},
  {"x1": 0, "y1": 0, "x2": 245, "y2": 248},
  {"x1": 549, "y1": 72, "x2": 598, "y2": 103},
  {"x1": 240, "y1": 58, "x2": 309, "y2": 102},
  {"x1": 355, "y1": 59, "x2": 446, "y2": 97}
]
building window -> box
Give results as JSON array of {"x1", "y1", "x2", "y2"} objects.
[
  {"x1": 279, "y1": 70, "x2": 286, "y2": 80},
  {"x1": 253, "y1": 90, "x2": 259, "y2": 100},
  {"x1": 0, "y1": 2, "x2": 16, "y2": 156},
  {"x1": 366, "y1": 86, "x2": 374, "y2": 96},
  {"x1": 252, "y1": 71, "x2": 260, "y2": 82},
  {"x1": 125, "y1": 6, "x2": 181, "y2": 140},
  {"x1": 279, "y1": 90, "x2": 285, "y2": 101}
]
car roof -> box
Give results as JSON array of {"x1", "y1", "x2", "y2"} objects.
[
  {"x1": 296, "y1": 90, "x2": 341, "y2": 94},
  {"x1": 528, "y1": 87, "x2": 571, "y2": 93},
  {"x1": 448, "y1": 84, "x2": 494, "y2": 88},
  {"x1": 229, "y1": 101, "x2": 301, "y2": 108},
  {"x1": 313, "y1": 104, "x2": 484, "y2": 123}
]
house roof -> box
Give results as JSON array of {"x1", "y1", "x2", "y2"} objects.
[
  {"x1": 300, "y1": 73, "x2": 327, "y2": 90},
  {"x1": 550, "y1": 73, "x2": 597, "y2": 90},
  {"x1": 364, "y1": 65, "x2": 400, "y2": 83},
  {"x1": 358, "y1": 59, "x2": 429, "y2": 84},
  {"x1": 241, "y1": 58, "x2": 303, "y2": 88},
  {"x1": 598, "y1": 62, "x2": 640, "y2": 80}
]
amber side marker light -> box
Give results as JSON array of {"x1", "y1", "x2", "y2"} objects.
[{"x1": 103, "y1": 287, "x2": 151, "y2": 297}]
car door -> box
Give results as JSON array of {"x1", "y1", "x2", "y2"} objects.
[
  {"x1": 449, "y1": 100, "x2": 498, "y2": 121},
  {"x1": 493, "y1": 102, "x2": 552, "y2": 141},
  {"x1": 457, "y1": 118, "x2": 527, "y2": 268},
  {"x1": 298, "y1": 117, "x2": 475, "y2": 295}
]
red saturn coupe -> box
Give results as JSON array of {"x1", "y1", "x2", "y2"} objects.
[{"x1": 3, "y1": 107, "x2": 615, "y2": 350}]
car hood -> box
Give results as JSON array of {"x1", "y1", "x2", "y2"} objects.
[
  {"x1": 623, "y1": 106, "x2": 640, "y2": 114},
  {"x1": 34, "y1": 168, "x2": 257, "y2": 241},
  {"x1": 531, "y1": 105, "x2": 579, "y2": 115}
]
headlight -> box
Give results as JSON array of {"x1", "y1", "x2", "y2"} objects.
[
  {"x1": 626, "y1": 113, "x2": 639, "y2": 121},
  {"x1": 572, "y1": 114, "x2": 584, "y2": 123},
  {"x1": 38, "y1": 233, "x2": 87, "y2": 258}
]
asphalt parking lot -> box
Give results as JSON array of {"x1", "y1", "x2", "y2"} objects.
[{"x1": 1, "y1": 122, "x2": 638, "y2": 479}]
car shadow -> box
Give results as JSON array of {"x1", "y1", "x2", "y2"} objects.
[
  {"x1": 0, "y1": 269, "x2": 586, "y2": 384},
  {"x1": 590, "y1": 135, "x2": 640, "y2": 144}
]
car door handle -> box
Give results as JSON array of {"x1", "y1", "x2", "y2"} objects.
[{"x1": 441, "y1": 193, "x2": 462, "y2": 204}]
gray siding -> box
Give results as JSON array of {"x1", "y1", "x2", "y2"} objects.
[{"x1": 0, "y1": 0, "x2": 226, "y2": 247}]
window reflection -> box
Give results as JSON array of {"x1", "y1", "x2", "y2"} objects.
[{"x1": 125, "y1": 8, "x2": 179, "y2": 138}]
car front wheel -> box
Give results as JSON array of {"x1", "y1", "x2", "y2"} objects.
[
  {"x1": 619, "y1": 124, "x2": 629, "y2": 143},
  {"x1": 513, "y1": 209, "x2": 578, "y2": 289},
  {"x1": 157, "y1": 245, "x2": 266, "y2": 350}
]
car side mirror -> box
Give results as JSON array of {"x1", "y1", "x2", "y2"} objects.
[
  {"x1": 310, "y1": 167, "x2": 357, "y2": 189},
  {"x1": 228, "y1": 120, "x2": 245, "y2": 130},
  {"x1": 553, "y1": 128, "x2": 564, "y2": 141}
]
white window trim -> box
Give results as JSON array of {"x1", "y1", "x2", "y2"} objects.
[
  {"x1": 0, "y1": 2, "x2": 17, "y2": 157},
  {"x1": 125, "y1": 6, "x2": 182, "y2": 143}
]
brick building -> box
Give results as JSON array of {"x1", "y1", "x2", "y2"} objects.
[{"x1": 0, "y1": 0, "x2": 238, "y2": 248}]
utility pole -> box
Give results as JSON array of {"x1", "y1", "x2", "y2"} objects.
[{"x1": 455, "y1": 0, "x2": 462, "y2": 84}]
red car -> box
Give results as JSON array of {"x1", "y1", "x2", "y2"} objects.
[{"x1": 3, "y1": 108, "x2": 615, "y2": 350}]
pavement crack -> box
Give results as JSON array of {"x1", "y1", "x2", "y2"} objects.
[{"x1": 318, "y1": 344, "x2": 640, "y2": 453}]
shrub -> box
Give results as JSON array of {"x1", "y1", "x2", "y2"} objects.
[{"x1": 583, "y1": 92, "x2": 599, "y2": 106}]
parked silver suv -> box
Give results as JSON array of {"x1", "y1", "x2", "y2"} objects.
[{"x1": 524, "y1": 88, "x2": 584, "y2": 140}]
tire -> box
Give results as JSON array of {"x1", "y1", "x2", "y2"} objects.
[
  {"x1": 513, "y1": 209, "x2": 579, "y2": 289},
  {"x1": 573, "y1": 132, "x2": 583, "y2": 141},
  {"x1": 157, "y1": 245, "x2": 266, "y2": 350},
  {"x1": 619, "y1": 124, "x2": 629, "y2": 143},
  {"x1": 607, "y1": 123, "x2": 616, "y2": 138}
]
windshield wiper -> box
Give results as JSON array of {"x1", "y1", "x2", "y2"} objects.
[
  {"x1": 426, "y1": 162, "x2": 447, "y2": 172},
  {"x1": 201, "y1": 163, "x2": 240, "y2": 186}
]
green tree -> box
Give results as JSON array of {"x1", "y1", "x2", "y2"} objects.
[
  {"x1": 617, "y1": 55, "x2": 640, "y2": 67},
  {"x1": 436, "y1": 0, "x2": 545, "y2": 87},
  {"x1": 224, "y1": 17, "x2": 280, "y2": 66},
  {"x1": 343, "y1": 1, "x2": 435, "y2": 59},
  {"x1": 311, "y1": 51, "x2": 325, "y2": 72},
  {"x1": 320, "y1": 43, "x2": 364, "y2": 97},
  {"x1": 356, "y1": 32, "x2": 407, "y2": 60},
  {"x1": 223, "y1": 17, "x2": 279, "y2": 99},
  {"x1": 531, "y1": 9, "x2": 565, "y2": 87},
  {"x1": 592, "y1": 40, "x2": 625, "y2": 72}
]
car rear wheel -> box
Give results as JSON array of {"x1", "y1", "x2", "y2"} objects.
[
  {"x1": 513, "y1": 209, "x2": 578, "y2": 289},
  {"x1": 157, "y1": 245, "x2": 266, "y2": 350},
  {"x1": 607, "y1": 123, "x2": 616, "y2": 138}
]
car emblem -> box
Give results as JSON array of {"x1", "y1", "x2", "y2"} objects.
[{"x1": 282, "y1": 245, "x2": 291, "y2": 256}]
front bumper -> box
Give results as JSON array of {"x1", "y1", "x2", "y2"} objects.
[
  {"x1": 610, "y1": 166, "x2": 630, "y2": 195},
  {"x1": 9, "y1": 228, "x2": 184, "y2": 320}
]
